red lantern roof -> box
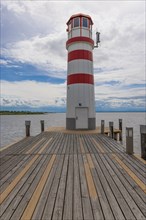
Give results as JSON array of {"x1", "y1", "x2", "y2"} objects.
[{"x1": 67, "y1": 13, "x2": 93, "y2": 25}]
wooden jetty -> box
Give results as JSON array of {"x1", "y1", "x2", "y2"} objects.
[{"x1": 0, "y1": 128, "x2": 146, "y2": 220}]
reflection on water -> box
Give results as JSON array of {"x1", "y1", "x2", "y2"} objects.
[{"x1": 0, "y1": 112, "x2": 145, "y2": 154}]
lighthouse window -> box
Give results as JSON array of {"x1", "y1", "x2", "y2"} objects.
[
  {"x1": 68, "y1": 23, "x2": 72, "y2": 31},
  {"x1": 83, "y1": 17, "x2": 88, "y2": 28},
  {"x1": 73, "y1": 17, "x2": 80, "y2": 27}
]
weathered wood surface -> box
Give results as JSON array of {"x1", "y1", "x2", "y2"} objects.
[{"x1": 0, "y1": 131, "x2": 146, "y2": 220}]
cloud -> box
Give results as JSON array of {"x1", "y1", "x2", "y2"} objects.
[
  {"x1": 1, "y1": 1, "x2": 27, "y2": 14},
  {"x1": 1, "y1": 1, "x2": 145, "y2": 111},
  {"x1": 95, "y1": 95, "x2": 145, "y2": 112},
  {"x1": 0, "y1": 58, "x2": 20, "y2": 69},
  {"x1": 0, "y1": 59, "x2": 12, "y2": 65},
  {"x1": 1, "y1": 79, "x2": 145, "y2": 111},
  {"x1": 2, "y1": 33, "x2": 67, "y2": 78},
  {"x1": 1, "y1": 80, "x2": 66, "y2": 108},
  {"x1": 2, "y1": 1, "x2": 145, "y2": 78}
]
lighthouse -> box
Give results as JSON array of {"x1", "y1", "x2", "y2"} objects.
[{"x1": 66, "y1": 13, "x2": 96, "y2": 130}]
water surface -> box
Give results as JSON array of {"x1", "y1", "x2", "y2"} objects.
[{"x1": 0, "y1": 112, "x2": 145, "y2": 154}]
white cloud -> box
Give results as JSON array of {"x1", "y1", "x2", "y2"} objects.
[
  {"x1": 2, "y1": 1, "x2": 145, "y2": 75},
  {"x1": 1, "y1": 79, "x2": 145, "y2": 110},
  {"x1": 0, "y1": 59, "x2": 10, "y2": 65},
  {"x1": 1, "y1": 80, "x2": 66, "y2": 107},
  {"x1": 1, "y1": 0, "x2": 145, "y2": 110},
  {"x1": 2, "y1": 1, "x2": 27, "y2": 14},
  {"x1": 2, "y1": 33, "x2": 67, "y2": 77}
]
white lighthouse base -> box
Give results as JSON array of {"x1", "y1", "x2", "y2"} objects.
[{"x1": 66, "y1": 118, "x2": 96, "y2": 130}]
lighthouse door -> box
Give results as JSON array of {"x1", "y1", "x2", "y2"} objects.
[{"x1": 75, "y1": 107, "x2": 88, "y2": 129}]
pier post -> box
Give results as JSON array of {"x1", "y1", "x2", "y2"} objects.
[
  {"x1": 119, "y1": 119, "x2": 122, "y2": 141},
  {"x1": 114, "y1": 132, "x2": 120, "y2": 141},
  {"x1": 25, "y1": 121, "x2": 31, "y2": 137},
  {"x1": 116, "y1": 132, "x2": 120, "y2": 141},
  {"x1": 40, "y1": 120, "x2": 45, "y2": 132},
  {"x1": 101, "y1": 120, "x2": 105, "y2": 134},
  {"x1": 126, "y1": 127, "x2": 133, "y2": 155},
  {"x1": 109, "y1": 122, "x2": 114, "y2": 138},
  {"x1": 140, "y1": 125, "x2": 146, "y2": 160}
]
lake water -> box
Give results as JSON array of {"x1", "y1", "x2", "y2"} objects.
[{"x1": 0, "y1": 112, "x2": 145, "y2": 154}]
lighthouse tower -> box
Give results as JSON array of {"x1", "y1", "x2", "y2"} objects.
[{"x1": 66, "y1": 13, "x2": 96, "y2": 130}]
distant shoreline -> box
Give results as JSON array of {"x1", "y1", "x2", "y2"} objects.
[
  {"x1": 0, "y1": 110, "x2": 145, "y2": 115},
  {"x1": 0, "y1": 111, "x2": 46, "y2": 115}
]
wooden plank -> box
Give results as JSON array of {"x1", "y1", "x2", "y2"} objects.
[
  {"x1": 90, "y1": 154, "x2": 115, "y2": 220},
  {"x1": 78, "y1": 154, "x2": 94, "y2": 220},
  {"x1": 0, "y1": 138, "x2": 46, "y2": 179},
  {"x1": 92, "y1": 153, "x2": 125, "y2": 220},
  {"x1": 0, "y1": 155, "x2": 30, "y2": 191},
  {"x1": 98, "y1": 135, "x2": 124, "y2": 153},
  {"x1": 83, "y1": 154, "x2": 97, "y2": 200},
  {"x1": 104, "y1": 154, "x2": 146, "y2": 219},
  {"x1": 41, "y1": 155, "x2": 65, "y2": 219},
  {"x1": 0, "y1": 155, "x2": 26, "y2": 181},
  {"x1": 79, "y1": 137, "x2": 85, "y2": 154},
  {"x1": 83, "y1": 135, "x2": 92, "y2": 154},
  {"x1": 42, "y1": 135, "x2": 57, "y2": 155},
  {"x1": 0, "y1": 154, "x2": 29, "y2": 177},
  {"x1": 98, "y1": 135, "x2": 146, "y2": 175},
  {"x1": 25, "y1": 138, "x2": 46, "y2": 154},
  {"x1": 73, "y1": 154, "x2": 83, "y2": 220},
  {"x1": 76, "y1": 136, "x2": 81, "y2": 154},
  {"x1": 52, "y1": 155, "x2": 69, "y2": 220},
  {"x1": 65, "y1": 134, "x2": 71, "y2": 155},
  {"x1": 0, "y1": 137, "x2": 34, "y2": 158},
  {"x1": 61, "y1": 134, "x2": 69, "y2": 155},
  {"x1": 84, "y1": 154, "x2": 104, "y2": 220},
  {"x1": 20, "y1": 154, "x2": 56, "y2": 220},
  {"x1": 69, "y1": 134, "x2": 74, "y2": 154},
  {"x1": 0, "y1": 138, "x2": 52, "y2": 204},
  {"x1": 50, "y1": 133, "x2": 63, "y2": 154},
  {"x1": 1, "y1": 155, "x2": 48, "y2": 220},
  {"x1": 54, "y1": 135, "x2": 65, "y2": 155},
  {"x1": 119, "y1": 153, "x2": 146, "y2": 173},
  {"x1": 86, "y1": 153, "x2": 94, "y2": 169},
  {"x1": 86, "y1": 135, "x2": 98, "y2": 154},
  {"x1": 14, "y1": 134, "x2": 46, "y2": 155},
  {"x1": 117, "y1": 154, "x2": 146, "y2": 181},
  {"x1": 109, "y1": 153, "x2": 146, "y2": 203},
  {"x1": 0, "y1": 154, "x2": 39, "y2": 205},
  {"x1": 112, "y1": 154, "x2": 146, "y2": 193},
  {"x1": 57, "y1": 134, "x2": 66, "y2": 154},
  {"x1": 0, "y1": 137, "x2": 48, "y2": 188},
  {"x1": 100, "y1": 153, "x2": 136, "y2": 220},
  {"x1": 80, "y1": 135, "x2": 89, "y2": 153},
  {"x1": 73, "y1": 134, "x2": 77, "y2": 154},
  {"x1": 91, "y1": 137, "x2": 105, "y2": 153},
  {"x1": 134, "y1": 154, "x2": 146, "y2": 164},
  {"x1": 0, "y1": 138, "x2": 26, "y2": 153},
  {"x1": 63, "y1": 154, "x2": 73, "y2": 220},
  {"x1": 32, "y1": 155, "x2": 60, "y2": 220}
]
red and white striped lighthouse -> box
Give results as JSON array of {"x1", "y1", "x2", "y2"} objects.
[{"x1": 66, "y1": 13, "x2": 96, "y2": 130}]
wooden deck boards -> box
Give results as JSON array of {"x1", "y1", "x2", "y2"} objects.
[{"x1": 0, "y1": 131, "x2": 146, "y2": 220}]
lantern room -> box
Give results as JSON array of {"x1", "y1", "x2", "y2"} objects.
[{"x1": 66, "y1": 13, "x2": 93, "y2": 39}]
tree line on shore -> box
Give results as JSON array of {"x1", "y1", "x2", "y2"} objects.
[{"x1": 0, "y1": 111, "x2": 45, "y2": 115}]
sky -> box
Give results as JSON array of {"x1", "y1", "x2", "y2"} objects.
[{"x1": 0, "y1": 0, "x2": 146, "y2": 112}]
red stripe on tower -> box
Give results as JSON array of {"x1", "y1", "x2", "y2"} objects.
[
  {"x1": 66, "y1": 37, "x2": 94, "y2": 48},
  {"x1": 68, "y1": 50, "x2": 93, "y2": 62},
  {"x1": 67, "y1": 73, "x2": 94, "y2": 85}
]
